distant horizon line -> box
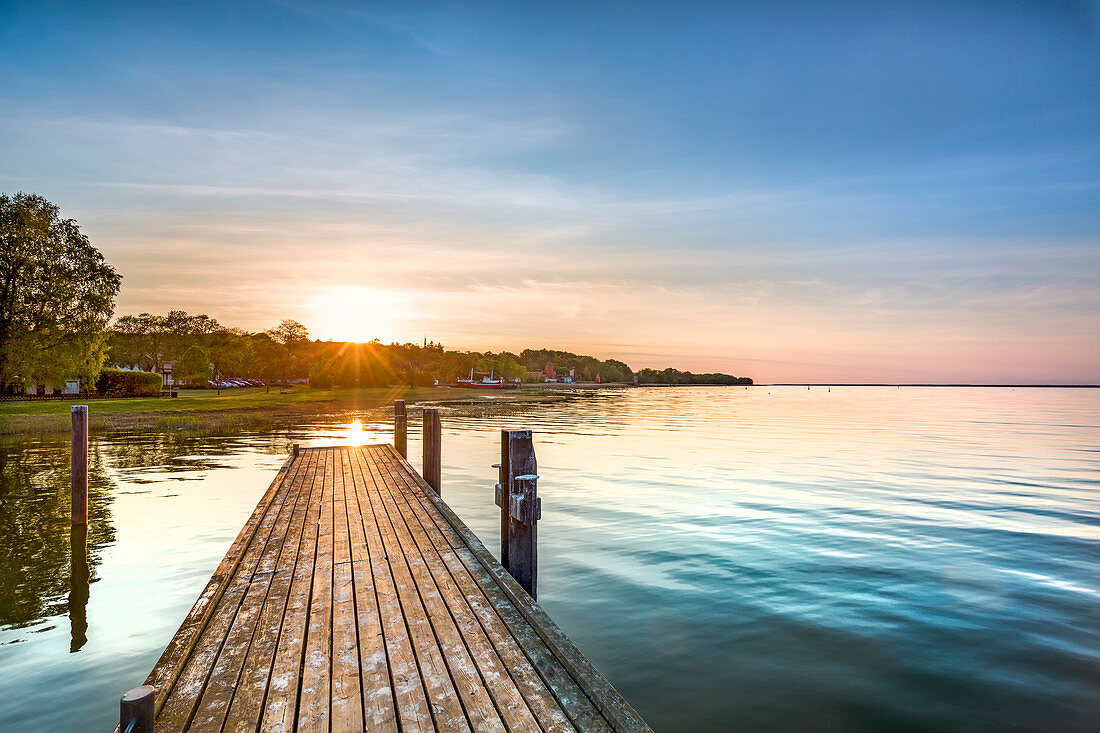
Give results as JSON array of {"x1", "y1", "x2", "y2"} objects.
[{"x1": 764, "y1": 383, "x2": 1100, "y2": 388}]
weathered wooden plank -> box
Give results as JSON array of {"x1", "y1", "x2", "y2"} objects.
[
  {"x1": 331, "y1": 447, "x2": 364, "y2": 732},
  {"x1": 298, "y1": 448, "x2": 336, "y2": 730},
  {"x1": 345, "y1": 447, "x2": 436, "y2": 733},
  {"x1": 222, "y1": 449, "x2": 316, "y2": 731},
  {"x1": 352, "y1": 446, "x2": 473, "y2": 732},
  {"x1": 188, "y1": 446, "x2": 314, "y2": 729},
  {"x1": 374, "y1": 446, "x2": 586, "y2": 733},
  {"x1": 143, "y1": 452, "x2": 297, "y2": 716},
  {"x1": 337, "y1": 448, "x2": 400, "y2": 732},
  {"x1": 156, "y1": 453, "x2": 305, "y2": 729},
  {"x1": 361, "y1": 447, "x2": 508, "y2": 731},
  {"x1": 384, "y1": 445, "x2": 648, "y2": 732},
  {"x1": 260, "y1": 449, "x2": 325, "y2": 731},
  {"x1": 369, "y1": 446, "x2": 559, "y2": 732}
]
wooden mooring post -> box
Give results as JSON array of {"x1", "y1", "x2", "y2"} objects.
[
  {"x1": 119, "y1": 685, "x2": 154, "y2": 733},
  {"x1": 422, "y1": 407, "x2": 441, "y2": 494},
  {"x1": 496, "y1": 429, "x2": 541, "y2": 597},
  {"x1": 71, "y1": 405, "x2": 88, "y2": 525},
  {"x1": 394, "y1": 399, "x2": 408, "y2": 457}
]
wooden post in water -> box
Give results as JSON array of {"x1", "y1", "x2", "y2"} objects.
[
  {"x1": 120, "y1": 685, "x2": 155, "y2": 733},
  {"x1": 497, "y1": 430, "x2": 540, "y2": 597},
  {"x1": 422, "y1": 408, "x2": 441, "y2": 495},
  {"x1": 394, "y1": 399, "x2": 408, "y2": 457},
  {"x1": 71, "y1": 405, "x2": 88, "y2": 525}
]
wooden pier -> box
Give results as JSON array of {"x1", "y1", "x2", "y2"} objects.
[{"x1": 126, "y1": 443, "x2": 650, "y2": 732}]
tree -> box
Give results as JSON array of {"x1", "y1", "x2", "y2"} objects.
[
  {"x1": 175, "y1": 344, "x2": 213, "y2": 385},
  {"x1": 0, "y1": 193, "x2": 121, "y2": 390},
  {"x1": 249, "y1": 332, "x2": 283, "y2": 385},
  {"x1": 210, "y1": 327, "x2": 250, "y2": 377},
  {"x1": 110, "y1": 314, "x2": 156, "y2": 369},
  {"x1": 308, "y1": 361, "x2": 336, "y2": 389},
  {"x1": 266, "y1": 319, "x2": 310, "y2": 383},
  {"x1": 269, "y1": 319, "x2": 309, "y2": 345}
]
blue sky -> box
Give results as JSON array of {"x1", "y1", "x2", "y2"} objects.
[{"x1": 2, "y1": 1, "x2": 1098, "y2": 382}]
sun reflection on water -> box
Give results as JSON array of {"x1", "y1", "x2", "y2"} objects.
[{"x1": 345, "y1": 419, "x2": 368, "y2": 445}]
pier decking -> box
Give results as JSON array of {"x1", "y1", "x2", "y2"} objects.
[{"x1": 135, "y1": 444, "x2": 649, "y2": 732}]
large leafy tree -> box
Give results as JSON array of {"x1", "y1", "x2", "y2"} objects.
[
  {"x1": 266, "y1": 319, "x2": 310, "y2": 383},
  {"x1": 0, "y1": 193, "x2": 121, "y2": 390}
]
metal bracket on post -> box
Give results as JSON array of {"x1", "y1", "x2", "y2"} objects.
[
  {"x1": 508, "y1": 474, "x2": 541, "y2": 525},
  {"x1": 492, "y1": 463, "x2": 505, "y2": 507}
]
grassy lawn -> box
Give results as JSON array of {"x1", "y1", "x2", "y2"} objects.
[{"x1": 0, "y1": 385, "x2": 551, "y2": 435}]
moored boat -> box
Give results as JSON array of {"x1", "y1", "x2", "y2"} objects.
[{"x1": 455, "y1": 368, "x2": 505, "y2": 389}]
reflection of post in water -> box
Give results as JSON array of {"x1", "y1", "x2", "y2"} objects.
[{"x1": 69, "y1": 522, "x2": 89, "y2": 652}]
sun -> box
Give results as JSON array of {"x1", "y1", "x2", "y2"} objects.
[{"x1": 307, "y1": 287, "x2": 396, "y2": 343}]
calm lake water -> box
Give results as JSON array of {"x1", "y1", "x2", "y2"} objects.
[{"x1": 1, "y1": 386, "x2": 1098, "y2": 731}]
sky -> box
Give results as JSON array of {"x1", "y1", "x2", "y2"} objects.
[{"x1": 2, "y1": 1, "x2": 1098, "y2": 383}]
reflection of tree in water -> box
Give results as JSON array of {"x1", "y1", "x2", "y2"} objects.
[
  {"x1": 0, "y1": 426, "x2": 309, "y2": 651},
  {"x1": 101, "y1": 428, "x2": 298, "y2": 473},
  {"x1": 0, "y1": 437, "x2": 115, "y2": 634}
]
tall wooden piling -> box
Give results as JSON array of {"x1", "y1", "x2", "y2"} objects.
[
  {"x1": 498, "y1": 429, "x2": 540, "y2": 597},
  {"x1": 422, "y1": 407, "x2": 441, "y2": 494},
  {"x1": 71, "y1": 405, "x2": 88, "y2": 525},
  {"x1": 394, "y1": 399, "x2": 408, "y2": 457}
]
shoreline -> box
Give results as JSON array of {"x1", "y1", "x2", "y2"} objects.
[
  {"x1": 6, "y1": 382, "x2": 1090, "y2": 436},
  {"x1": 0, "y1": 385, "x2": 582, "y2": 436}
]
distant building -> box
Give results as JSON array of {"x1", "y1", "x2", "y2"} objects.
[{"x1": 24, "y1": 378, "x2": 81, "y2": 395}]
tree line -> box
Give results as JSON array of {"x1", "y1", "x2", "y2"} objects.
[{"x1": 105, "y1": 310, "x2": 752, "y2": 387}]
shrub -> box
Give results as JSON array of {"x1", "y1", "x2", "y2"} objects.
[{"x1": 96, "y1": 368, "x2": 163, "y2": 396}]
